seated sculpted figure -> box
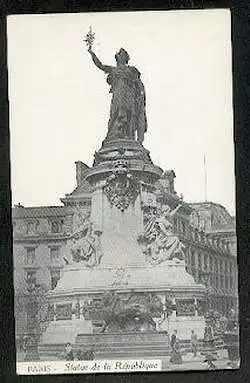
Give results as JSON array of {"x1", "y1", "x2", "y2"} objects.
[{"x1": 141, "y1": 203, "x2": 185, "y2": 264}]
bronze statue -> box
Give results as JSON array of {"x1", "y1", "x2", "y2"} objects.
[{"x1": 84, "y1": 28, "x2": 147, "y2": 143}]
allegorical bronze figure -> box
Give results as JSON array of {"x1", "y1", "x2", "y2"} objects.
[{"x1": 84, "y1": 27, "x2": 147, "y2": 143}]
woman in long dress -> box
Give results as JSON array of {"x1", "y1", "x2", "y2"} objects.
[
  {"x1": 88, "y1": 46, "x2": 147, "y2": 143},
  {"x1": 169, "y1": 338, "x2": 183, "y2": 364}
]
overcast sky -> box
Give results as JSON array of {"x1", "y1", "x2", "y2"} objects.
[{"x1": 7, "y1": 10, "x2": 236, "y2": 215}]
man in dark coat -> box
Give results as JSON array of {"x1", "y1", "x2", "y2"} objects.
[
  {"x1": 170, "y1": 329, "x2": 177, "y2": 351},
  {"x1": 65, "y1": 343, "x2": 74, "y2": 361}
]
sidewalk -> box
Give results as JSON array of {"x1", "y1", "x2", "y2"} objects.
[{"x1": 162, "y1": 351, "x2": 236, "y2": 371}]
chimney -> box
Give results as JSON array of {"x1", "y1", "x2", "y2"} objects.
[
  {"x1": 75, "y1": 161, "x2": 89, "y2": 186},
  {"x1": 14, "y1": 203, "x2": 24, "y2": 208}
]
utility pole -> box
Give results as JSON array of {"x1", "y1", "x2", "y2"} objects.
[{"x1": 204, "y1": 154, "x2": 208, "y2": 202}]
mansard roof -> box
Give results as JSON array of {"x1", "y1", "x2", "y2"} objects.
[
  {"x1": 190, "y1": 201, "x2": 234, "y2": 218},
  {"x1": 12, "y1": 205, "x2": 69, "y2": 219},
  {"x1": 190, "y1": 201, "x2": 236, "y2": 233}
]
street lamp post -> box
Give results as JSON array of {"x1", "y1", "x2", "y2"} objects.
[
  {"x1": 24, "y1": 280, "x2": 40, "y2": 361},
  {"x1": 199, "y1": 271, "x2": 219, "y2": 370}
]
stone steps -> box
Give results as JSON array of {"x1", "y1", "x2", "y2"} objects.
[{"x1": 38, "y1": 334, "x2": 225, "y2": 361}]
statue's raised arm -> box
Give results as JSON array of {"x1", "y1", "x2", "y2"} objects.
[{"x1": 88, "y1": 46, "x2": 113, "y2": 73}]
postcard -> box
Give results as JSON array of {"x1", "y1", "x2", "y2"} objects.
[{"x1": 7, "y1": 10, "x2": 239, "y2": 375}]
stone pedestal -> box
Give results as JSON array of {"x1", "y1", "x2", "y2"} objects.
[
  {"x1": 39, "y1": 138, "x2": 206, "y2": 357},
  {"x1": 75, "y1": 332, "x2": 171, "y2": 359},
  {"x1": 41, "y1": 319, "x2": 93, "y2": 344}
]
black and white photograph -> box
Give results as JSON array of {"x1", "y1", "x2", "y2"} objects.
[{"x1": 7, "y1": 10, "x2": 239, "y2": 374}]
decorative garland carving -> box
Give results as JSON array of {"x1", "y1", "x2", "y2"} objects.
[{"x1": 103, "y1": 160, "x2": 139, "y2": 212}]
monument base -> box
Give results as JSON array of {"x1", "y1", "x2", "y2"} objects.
[
  {"x1": 41, "y1": 319, "x2": 93, "y2": 344},
  {"x1": 39, "y1": 332, "x2": 171, "y2": 360},
  {"x1": 75, "y1": 332, "x2": 171, "y2": 359},
  {"x1": 39, "y1": 259, "x2": 206, "y2": 361},
  {"x1": 38, "y1": 318, "x2": 205, "y2": 361}
]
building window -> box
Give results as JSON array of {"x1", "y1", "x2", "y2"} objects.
[
  {"x1": 25, "y1": 247, "x2": 36, "y2": 265},
  {"x1": 198, "y1": 254, "x2": 202, "y2": 270},
  {"x1": 51, "y1": 270, "x2": 60, "y2": 289},
  {"x1": 194, "y1": 230, "x2": 199, "y2": 242},
  {"x1": 26, "y1": 220, "x2": 39, "y2": 234},
  {"x1": 191, "y1": 251, "x2": 195, "y2": 267},
  {"x1": 182, "y1": 222, "x2": 186, "y2": 236},
  {"x1": 215, "y1": 275, "x2": 219, "y2": 289},
  {"x1": 220, "y1": 275, "x2": 224, "y2": 289},
  {"x1": 204, "y1": 254, "x2": 208, "y2": 270},
  {"x1": 26, "y1": 270, "x2": 36, "y2": 285},
  {"x1": 51, "y1": 220, "x2": 63, "y2": 233},
  {"x1": 225, "y1": 276, "x2": 229, "y2": 289},
  {"x1": 50, "y1": 247, "x2": 60, "y2": 263},
  {"x1": 208, "y1": 256, "x2": 211, "y2": 270},
  {"x1": 220, "y1": 260, "x2": 223, "y2": 274},
  {"x1": 214, "y1": 259, "x2": 218, "y2": 273},
  {"x1": 229, "y1": 262, "x2": 233, "y2": 274},
  {"x1": 225, "y1": 262, "x2": 228, "y2": 274},
  {"x1": 209, "y1": 257, "x2": 213, "y2": 272},
  {"x1": 229, "y1": 276, "x2": 233, "y2": 289}
]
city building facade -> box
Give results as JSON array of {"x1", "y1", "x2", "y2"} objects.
[{"x1": 13, "y1": 166, "x2": 238, "y2": 338}]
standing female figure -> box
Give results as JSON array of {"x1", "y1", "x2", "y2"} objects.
[{"x1": 88, "y1": 46, "x2": 147, "y2": 143}]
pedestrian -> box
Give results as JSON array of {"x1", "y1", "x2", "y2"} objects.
[
  {"x1": 16, "y1": 336, "x2": 20, "y2": 352},
  {"x1": 23, "y1": 335, "x2": 29, "y2": 352},
  {"x1": 83, "y1": 348, "x2": 95, "y2": 360},
  {"x1": 204, "y1": 325, "x2": 214, "y2": 347},
  {"x1": 20, "y1": 335, "x2": 24, "y2": 352},
  {"x1": 75, "y1": 349, "x2": 84, "y2": 360},
  {"x1": 202, "y1": 325, "x2": 217, "y2": 369},
  {"x1": 170, "y1": 338, "x2": 182, "y2": 364},
  {"x1": 170, "y1": 329, "x2": 177, "y2": 352},
  {"x1": 65, "y1": 342, "x2": 74, "y2": 361},
  {"x1": 190, "y1": 329, "x2": 198, "y2": 357}
]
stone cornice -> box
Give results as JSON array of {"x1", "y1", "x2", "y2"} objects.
[
  {"x1": 49, "y1": 285, "x2": 206, "y2": 301},
  {"x1": 13, "y1": 233, "x2": 69, "y2": 244}
]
